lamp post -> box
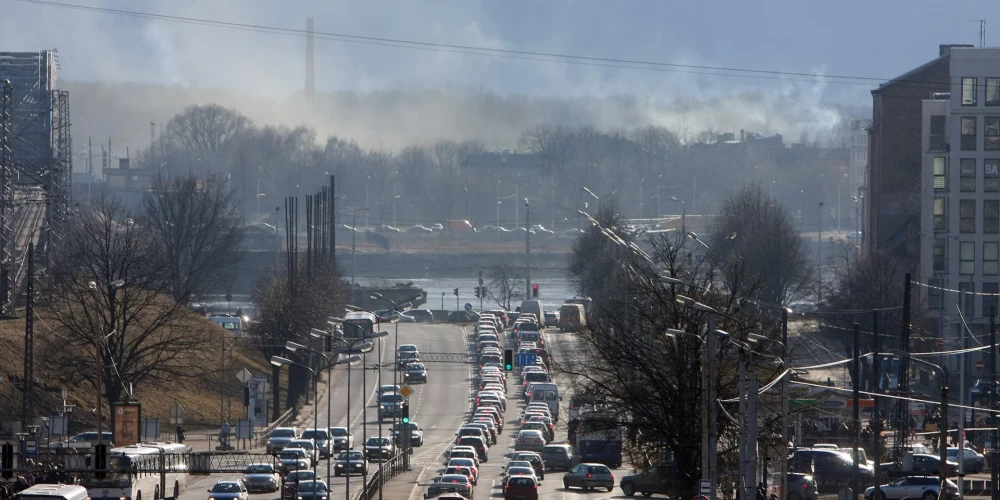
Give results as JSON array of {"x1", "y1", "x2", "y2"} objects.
[
  {"x1": 749, "y1": 332, "x2": 789, "y2": 500},
  {"x1": 892, "y1": 350, "x2": 950, "y2": 492},
  {"x1": 270, "y1": 354, "x2": 360, "y2": 477},
  {"x1": 351, "y1": 207, "x2": 369, "y2": 287},
  {"x1": 87, "y1": 278, "x2": 124, "y2": 447},
  {"x1": 369, "y1": 293, "x2": 423, "y2": 391},
  {"x1": 670, "y1": 196, "x2": 686, "y2": 234}
]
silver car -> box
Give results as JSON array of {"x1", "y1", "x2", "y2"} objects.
[
  {"x1": 562, "y1": 463, "x2": 614, "y2": 492},
  {"x1": 328, "y1": 427, "x2": 354, "y2": 452},
  {"x1": 241, "y1": 464, "x2": 279, "y2": 493},
  {"x1": 947, "y1": 447, "x2": 986, "y2": 473},
  {"x1": 514, "y1": 429, "x2": 546, "y2": 452}
]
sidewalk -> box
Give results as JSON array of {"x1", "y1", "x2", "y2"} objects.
[{"x1": 379, "y1": 465, "x2": 427, "y2": 500}]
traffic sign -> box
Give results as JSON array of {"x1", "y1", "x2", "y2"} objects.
[
  {"x1": 516, "y1": 352, "x2": 537, "y2": 367},
  {"x1": 698, "y1": 479, "x2": 711, "y2": 494},
  {"x1": 236, "y1": 368, "x2": 252, "y2": 384},
  {"x1": 23, "y1": 440, "x2": 37, "y2": 459},
  {"x1": 977, "y1": 360, "x2": 985, "y2": 371},
  {"x1": 464, "y1": 303, "x2": 473, "y2": 312},
  {"x1": 170, "y1": 404, "x2": 184, "y2": 425},
  {"x1": 399, "y1": 384, "x2": 414, "y2": 399}
]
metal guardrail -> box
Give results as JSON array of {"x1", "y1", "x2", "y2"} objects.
[
  {"x1": 254, "y1": 408, "x2": 295, "y2": 448},
  {"x1": 355, "y1": 452, "x2": 405, "y2": 500},
  {"x1": 417, "y1": 352, "x2": 475, "y2": 363}
]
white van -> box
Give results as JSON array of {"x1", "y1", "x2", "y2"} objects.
[
  {"x1": 14, "y1": 485, "x2": 89, "y2": 500},
  {"x1": 518, "y1": 301, "x2": 544, "y2": 327},
  {"x1": 528, "y1": 382, "x2": 560, "y2": 421}
]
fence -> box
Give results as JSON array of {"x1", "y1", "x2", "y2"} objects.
[
  {"x1": 253, "y1": 408, "x2": 295, "y2": 448},
  {"x1": 355, "y1": 452, "x2": 406, "y2": 500}
]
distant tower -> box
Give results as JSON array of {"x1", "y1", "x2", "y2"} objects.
[{"x1": 306, "y1": 17, "x2": 315, "y2": 99}]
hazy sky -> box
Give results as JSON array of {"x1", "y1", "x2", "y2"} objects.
[{"x1": 2, "y1": 0, "x2": 996, "y2": 104}]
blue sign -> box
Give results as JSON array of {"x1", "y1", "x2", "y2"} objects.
[
  {"x1": 516, "y1": 352, "x2": 537, "y2": 367},
  {"x1": 24, "y1": 440, "x2": 37, "y2": 458},
  {"x1": 465, "y1": 303, "x2": 473, "y2": 312}
]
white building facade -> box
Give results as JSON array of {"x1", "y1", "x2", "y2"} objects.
[{"x1": 920, "y1": 48, "x2": 1000, "y2": 328}]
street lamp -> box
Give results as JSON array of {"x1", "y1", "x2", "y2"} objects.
[
  {"x1": 271, "y1": 353, "x2": 360, "y2": 479},
  {"x1": 351, "y1": 207, "x2": 370, "y2": 287},
  {"x1": 892, "y1": 350, "x2": 950, "y2": 492},
  {"x1": 86, "y1": 278, "x2": 125, "y2": 447},
  {"x1": 368, "y1": 293, "x2": 423, "y2": 389},
  {"x1": 309, "y1": 327, "x2": 382, "y2": 496},
  {"x1": 669, "y1": 196, "x2": 686, "y2": 234}
]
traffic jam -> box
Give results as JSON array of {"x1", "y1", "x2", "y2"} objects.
[{"x1": 421, "y1": 306, "x2": 617, "y2": 500}]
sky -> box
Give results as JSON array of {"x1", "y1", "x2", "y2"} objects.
[{"x1": 1, "y1": 0, "x2": 998, "y2": 153}]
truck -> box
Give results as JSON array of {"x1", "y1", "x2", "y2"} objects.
[{"x1": 558, "y1": 303, "x2": 586, "y2": 332}]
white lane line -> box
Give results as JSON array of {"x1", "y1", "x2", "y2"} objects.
[{"x1": 405, "y1": 466, "x2": 428, "y2": 500}]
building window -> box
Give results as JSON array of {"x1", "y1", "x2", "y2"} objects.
[
  {"x1": 986, "y1": 283, "x2": 1000, "y2": 317},
  {"x1": 928, "y1": 278, "x2": 943, "y2": 307},
  {"x1": 987, "y1": 159, "x2": 1000, "y2": 192},
  {"x1": 986, "y1": 242, "x2": 1000, "y2": 274},
  {"x1": 961, "y1": 199, "x2": 976, "y2": 232},
  {"x1": 934, "y1": 197, "x2": 947, "y2": 231},
  {"x1": 987, "y1": 200, "x2": 1000, "y2": 233},
  {"x1": 961, "y1": 241, "x2": 976, "y2": 275},
  {"x1": 961, "y1": 158, "x2": 977, "y2": 191},
  {"x1": 963, "y1": 77, "x2": 978, "y2": 105},
  {"x1": 962, "y1": 117, "x2": 978, "y2": 150},
  {"x1": 959, "y1": 282, "x2": 976, "y2": 315},
  {"x1": 989, "y1": 77, "x2": 1000, "y2": 106},
  {"x1": 930, "y1": 115, "x2": 947, "y2": 151},
  {"x1": 988, "y1": 117, "x2": 1000, "y2": 150},
  {"x1": 933, "y1": 157, "x2": 947, "y2": 190},
  {"x1": 933, "y1": 238, "x2": 947, "y2": 272}
]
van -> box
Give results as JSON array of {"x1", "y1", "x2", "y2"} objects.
[
  {"x1": 518, "y1": 301, "x2": 544, "y2": 326},
  {"x1": 528, "y1": 382, "x2": 560, "y2": 421},
  {"x1": 558, "y1": 304, "x2": 586, "y2": 332}
]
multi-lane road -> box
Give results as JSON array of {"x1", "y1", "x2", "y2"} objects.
[{"x1": 177, "y1": 318, "x2": 635, "y2": 500}]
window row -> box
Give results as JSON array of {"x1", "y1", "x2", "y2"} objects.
[
  {"x1": 932, "y1": 240, "x2": 1000, "y2": 275},
  {"x1": 933, "y1": 198, "x2": 1000, "y2": 232},
  {"x1": 927, "y1": 279, "x2": 999, "y2": 317},
  {"x1": 961, "y1": 77, "x2": 1000, "y2": 106},
  {"x1": 959, "y1": 116, "x2": 1000, "y2": 150},
  {"x1": 933, "y1": 157, "x2": 1000, "y2": 191}
]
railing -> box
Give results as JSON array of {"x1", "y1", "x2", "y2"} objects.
[
  {"x1": 254, "y1": 407, "x2": 295, "y2": 448},
  {"x1": 355, "y1": 452, "x2": 406, "y2": 500}
]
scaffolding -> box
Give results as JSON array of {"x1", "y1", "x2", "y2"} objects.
[{"x1": 0, "y1": 79, "x2": 13, "y2": 315}]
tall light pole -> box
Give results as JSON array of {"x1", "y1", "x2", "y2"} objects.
[
  {"x1": 309, "y1": 328, "x2": 383, "y2": 496},
  {"x1": 368, "y1": 293, "x2": 423, "y2": 390},
  {"x1": 670, "y1": 196, "x2": 686, "y2": 234},
  {"x1": 351, "y1": 207, "x2": 369, "y2": 288},
  {"x1": 892, "y1": 350, "x2": 949, "y2": 492},
  {"x1": 817, "y1": 201, "x2": 824, "y2": 302},
  {"x1": 749, "y1": 331, "x2": 789, "y2": 500},
  {"x1": 87, "y1": 278, "x2": 124, "y2": 448},
  {"x1": 271, "y1": 354, "x2": 361, "y2": 477},
  {"x1": 524, "y1": 198, "x2": 531, "y2": 298}
]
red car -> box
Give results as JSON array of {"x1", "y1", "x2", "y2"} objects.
[{"x1": 504, "y1": 475, "x2": 539, "y2": 500}]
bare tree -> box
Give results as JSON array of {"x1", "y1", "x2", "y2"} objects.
[
  {"x1": 709, "y1": 183, "x2": 811, "y2": 305},
  {"x1": 44, "y1": 195, "x2": 207, "y2": 408},
  {"x1": 141, "y1": 173, "x2": 245, "y2": 305},
  {"x1": 485, "y1": 263, "x2": 526, "y2": 311},
  {"x1": 163, "y1": 104, "x2": 251, "y2": 156}
]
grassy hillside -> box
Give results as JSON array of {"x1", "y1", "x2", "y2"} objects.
[{"x1": 0, "y1": 306, "x2": 293, "y2": 433}]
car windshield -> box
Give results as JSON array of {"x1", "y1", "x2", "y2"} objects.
[
  {"x1": 212, "y1": 483, "x2": 241, "y2": 493},
  {"x1": 399, "y1": 345, "x2": 417, "y2": 352},
  {"x1": 329, "y1": 428, "x2": 348, "y2": 437},
  {"x1": 381, "y1": 394, "x2": 404, "y2": 403},
  {"x1": 338, "y1": 451, "x2": 364, "y2": 461},
  {"x1": 508, "y1": 467, "x2": 534, "y2": 475},
  {"x1": 271, "y1": 429, "x2": 295, "y2": 438},
  {"x1": 291, "y1": 441, "x2": 314, "y2": 449},
  {"x1": 301, "y1": 430, "x2": 327, "y2": 440},
  {"x1": 280, "y1": 450, "x2": 305, "y2": 459},
  {"x1": 296, "y1": 482, "x2": 326, "y2": 492},
  {"x1": 393, "y1": 422, "x2": 418, "y2": 431},
  {"x1": 245, "y1": 465, "x2": 273, "y2": 473},
  {"x1": 450, "y1": 458, "x2": 474, "y2": 467},
  {"x1": 366, "y1": 437, "x2": 389, "y2": 446},
  {"x1": 408, "y1": 364, "x2": 425, "y2": 371},
  {"x1": 287, "y1": 472, "x2": 315, "y2": 481}
]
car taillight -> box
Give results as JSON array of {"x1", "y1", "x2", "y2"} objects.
[
  {"x1": 586, "y1": 473, "x2": 593, "y2": 478},
  {"x1": 517, "y1": 439, "x2": 523, "y2": 442},
  {"x1": 802, "y1": 484, "x2": 808, "y2": 490}
]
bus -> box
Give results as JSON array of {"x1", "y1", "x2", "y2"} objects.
[
  {"x1": 342, "y1": 311, "x2": 377, "y2": 340},
  {"x1": 13, "y1": 484, "x2": 89, "y2": 500},
  {"x1": 863, "y1": 354, "x2": 900, "y2": 391},
  {"x1": 574, "y1": 414, "x2": 623, "y2": 468},
  {"x1": 85, "y1": 441, "x2": 191, "y2": 500}
]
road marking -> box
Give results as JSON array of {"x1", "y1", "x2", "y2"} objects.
[{"x1": 405, "y1": 466, "x2": 428, "y2": 500}]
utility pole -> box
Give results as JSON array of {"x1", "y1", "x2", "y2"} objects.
[
  {"x1": 852, "y1": 323, "x2": 860, "y2": 499},
  {"x1": 780, "y1": 309, "x2": 789, "y2": 500},
  {"x1": 21, "y1": 243, "x2": 34, "y2": 427},
  {"x1": 817, "y1": 201, "x2": 824, "y2": 303},
  {"x1": 478, "y1": 270, "x2": 484, "y2": 312},
  {"x1": 739, "y1": 348, "x2": 747, "y2": 500},
  {"x1": 707, "y1": 313, "x2": 719, "y2": 500},
  {"x1": 991, "y1": 306, "x2": 997, "y2": 500},
  {"x1": 525, "y1": 199, "x2": 531, "y2": 298},
  {"x1": 747, "y1": 360, "x2": 758, "y2": 500},
  {"x1": 872, "y1": 310, "x2": 882, "y2": 500}
]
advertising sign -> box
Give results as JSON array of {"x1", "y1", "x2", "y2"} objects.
[
  {"x1": 248, "y1": 376, "x2": 270, "y2": 427},
  {"x1": 111, "y1": 402, "x2": 142, "y2": 447}
]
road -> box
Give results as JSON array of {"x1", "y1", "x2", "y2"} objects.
[{"x1": 178, "y1": 322, "x2": 474, "y2": 500}]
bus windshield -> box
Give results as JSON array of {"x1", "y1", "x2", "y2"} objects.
[{"x1": 342, "y1": 312, "x2": 375, "y2": 339}]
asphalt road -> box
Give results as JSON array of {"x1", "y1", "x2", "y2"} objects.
[{"x1": 178, "y1": 322, "x2": 474, "y2": 500}]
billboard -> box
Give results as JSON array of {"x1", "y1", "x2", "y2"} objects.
[{"x1": 111, "y1": 402, "x2": 142, "y2": 447}]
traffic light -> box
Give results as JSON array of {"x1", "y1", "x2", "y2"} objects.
[
  {"x1": 474, "y1": 287, "x2": 481, "y2": 299},
  {"x1": 453, "y1": 288, "x2": 459, "y2": 297},
  {"x1": 1, "y1": 442, "x2": 13, "y2": 479},
  {"x1": 532, "y1": 284, "x2": 539, "y2": 298},
  {"x1": 504, "y1": 348, "x2": 513, "y2": 371},
  {"x1": 94, "y1": 443, "x2": 108, "y2": 479},
  {"x1": 401, "y1": 401, "x2": 410, "y2": 424}
]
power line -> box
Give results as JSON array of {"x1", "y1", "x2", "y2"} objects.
[{"x1": 8, "y1": 0, "x2": 958, "y2": 90}]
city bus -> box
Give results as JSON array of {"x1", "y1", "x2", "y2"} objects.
[
  {"x1": 342, "y1": 311, "x2": 377, "y2": 340},
  {"x1": 574, "y1": 413, "x2": 623, "y2": 469},
  {"x1": 85, "y1": 441, "x2": 191, "y2": 500}
]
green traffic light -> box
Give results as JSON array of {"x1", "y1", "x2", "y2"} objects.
[
  {"x1": 402, "y1": 417, "x2": 409, "y2": 424},
  {"x1": 505, "y1": 364, "x2": 512, "y2": 370}
]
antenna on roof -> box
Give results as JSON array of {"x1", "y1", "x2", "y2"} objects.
[{"x1": 974, "y1": 19, "x2": 987, "y2": 47}]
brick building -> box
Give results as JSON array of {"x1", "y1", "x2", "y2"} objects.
[{"x1": 866, "y1": 45, "x2": 967, "y2": 275}]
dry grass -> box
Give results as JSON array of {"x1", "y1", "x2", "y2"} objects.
[{"x1": 0, "y1": 305, "x2": 290, "y2": 432}]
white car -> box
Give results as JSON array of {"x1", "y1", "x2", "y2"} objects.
[
  {"x1": 863, "y1": 476, "x2": 958, "y2": 500},
  {"x1": 277, "y1": 448, "x2": 310, "y2": 473},
  {"x1": 206, "y1": 481, "x2": 248, "y2": 500},
  {"x1": 328, "y1": 427, "x2": 354, "y2": 452}
]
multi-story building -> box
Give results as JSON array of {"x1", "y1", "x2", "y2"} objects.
[
  {"x1": 867, "y1": 45, "x2": 963, "y2": 272},
  {"x1": 919, "y1": 47, "x2": 1000, "y2": 336}
]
